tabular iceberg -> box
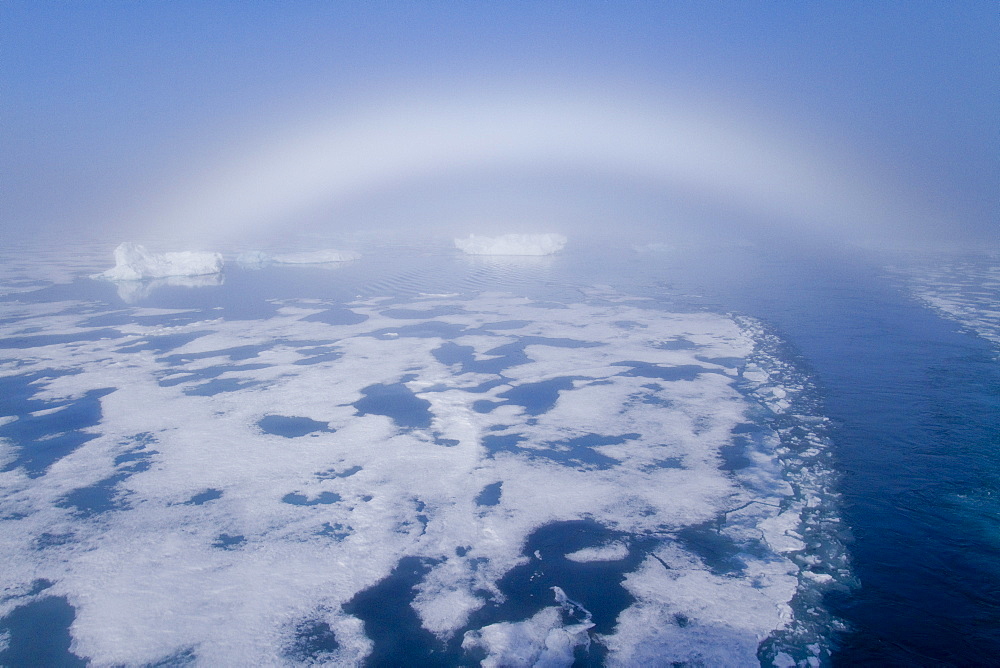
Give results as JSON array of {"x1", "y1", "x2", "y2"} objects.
[
  {"x1": 95, "y1": 242, "x2": 224, "y2": 281},
  {"x1": 455, "y1": 233, "x2": 567, "y2": 256}
]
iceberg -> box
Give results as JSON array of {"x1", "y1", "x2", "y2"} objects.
[
  {"x1": 95, "y1": 242, "x2": 223, "y2": 281},
  {"x1": 235, "y1": 250, "x2": 271, "y2": 267},
  {"x1": 454, "y1": 233, "x2": 567, "y2": 256},
  {"x1": 271, "y1": 249, "x2": 361, "y2": 264}
]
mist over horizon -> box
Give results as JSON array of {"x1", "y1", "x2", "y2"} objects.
[{"x1": 3, "y1": 3, "x2": 997, "y2": 252}]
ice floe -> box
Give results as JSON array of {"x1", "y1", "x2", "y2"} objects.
[
  {"x1": 454, "y1": 233, "x2": 567, "y2": 256},
  {"x1": 272, "y1": 249, "x2": 361, "y2": 264},
  {"x1": 235, "y1": 249, "x2": 361, "y2": 266},
  {"x1": 565, "y1": 542, "x2": 629, "y2": 563},
  {"x1": 462, "y1": 587, "x2": 593, "y2": 667}
]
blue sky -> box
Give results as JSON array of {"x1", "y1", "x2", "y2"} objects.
[{"x1": 3, "y1": 2, "x2": 997, "y2": 247}]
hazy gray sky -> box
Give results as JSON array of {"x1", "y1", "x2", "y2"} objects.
[{"x1": 3, "y1": 2, "x2": 997, "y2": 248}]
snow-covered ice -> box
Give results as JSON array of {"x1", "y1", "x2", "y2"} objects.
[
  {"x1": 0, "y1": 245, "x2": 848, "y2": 666},
  {"x1": 565, "y1": 542, "x2": 629, "y2": 563}
]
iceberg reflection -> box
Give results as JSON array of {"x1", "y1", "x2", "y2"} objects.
[{"x1": 113, "y1": 273, "x2": 225, "y2": 304}]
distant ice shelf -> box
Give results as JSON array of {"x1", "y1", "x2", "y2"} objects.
[
  {"x1": 455, "y1": 233, "x2": 567, "y2": 256},
  {"x1": 95, "y1": 242, "x2": 224, "y2": 281}
]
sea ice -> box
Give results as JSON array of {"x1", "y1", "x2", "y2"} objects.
[
  {"x1": 886, "y1": 257, "x2": 1000, "y2": 349},
  {"x1": 454, "y1": 233, "x2": 567, "y2": 256},
  {"x1": 235, "y1": 250, "x2": 271, "y2": 267},
  {"x1": 271, "y1": 249, "x2": 361, "y2": 264},
  {"x1": 565, "y1": 541, "x2": 629, "y2": 563},
  {"x1": 234, "y1": 249, "x2": 361, "y2": 266},
  {"x1": 0, "y1": 282, "x2": 844, "y2": 666},
  {"x1": 462, "y1": 588, "x2": 593, "y2": 668},
  {"x1": 94, "y1": 242, "x2": 223, "y2": 281}
]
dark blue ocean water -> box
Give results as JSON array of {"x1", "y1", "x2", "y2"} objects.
[
  {"x1": 625, "y1": 242, "x2": 1000, "y2": 665},
  {"x1": 0, "y1": 238, "x2": 996, "y2": 665}
]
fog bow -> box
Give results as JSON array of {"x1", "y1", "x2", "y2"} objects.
[{"x1": 142, "y1": 89, "x2": 920, "y2": 248}]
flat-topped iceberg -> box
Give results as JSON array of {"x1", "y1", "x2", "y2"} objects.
[
  {"x1": 95, "y1": 242, "x2": 223, "y2": 281},
  {"x1": 272, "y1": 249, "x2": 361, "y2": 264},
  {"x1": 455, "y1": 233, "x2": 567, "y2": 256}
]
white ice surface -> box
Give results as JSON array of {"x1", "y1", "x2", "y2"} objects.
[
  {"x1": 454, "y1": 233, "x2": 567, "y2": 256},
  {"x1": 0, "y1": 287, "x2": 838, "y2": 665},
  {"x1": 565, "y1": 542, "x2": 629, "y2": 563},
  {"x1": 271, "y1": 249, "x2": 361, "y2": 264},
  {"x1": 234, "y1": 250, "x2": 271, "y2": 267},
  {"x1": 462, "y1": 588, "x2": 593, "y2": 668},
  {"x1": 602, "y1": 546, "x2": 796, "y2": 667},
  {"x1": 94, "y1": 242, "x2": 223, "y2": 281}
]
